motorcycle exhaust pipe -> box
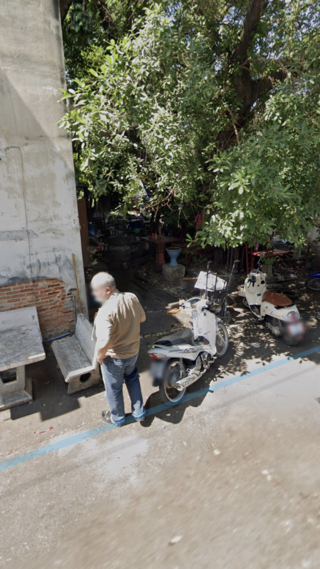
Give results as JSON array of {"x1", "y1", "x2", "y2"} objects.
[{"x1": 175, "y1": 368, "x2": 207, "y2": 390}]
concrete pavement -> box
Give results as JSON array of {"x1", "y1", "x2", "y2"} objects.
[{"x1": 1, "y1": 274, "x2": 320, "y2": 568}]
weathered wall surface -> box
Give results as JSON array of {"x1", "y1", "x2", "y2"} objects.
[
  {"x1": 0, "y1": 279, "x2": 74, "y2": 340},
  {"x1": 0, "y1": 0, "x2": 87, "y2": 336}
]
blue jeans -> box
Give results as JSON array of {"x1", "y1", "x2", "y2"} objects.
[{"x1": 101, "y1": 354, "x2": 146, "y2": 426}]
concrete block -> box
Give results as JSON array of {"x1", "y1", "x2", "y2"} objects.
[
  {"x1": 0, "y1": 365, "x2": 25, "y2": 396},
  {"x1": 52, "y1": 336, "x2": 91, "y2": 381},
  {"x1": 52, "y1": 314, "x2": 102, "y2": 394},
  {"x1": 75, "y1": 314, "x2": 96, "y2": 363},
  {"x1": 162, "y1": 263, "x2": 186, "y2": 282},
  {"x1": 0, "y1": 307, "x2": 45, "y2": 411},
  {"x1": 0, "y1": 376, "x2": 32, "y2": 411},
  {"x1": 0, "y1": 307, "x2": 45, "y2": 371},
  {"x1": 67, "y1": 368, "x2": 101, "y2": 395}
]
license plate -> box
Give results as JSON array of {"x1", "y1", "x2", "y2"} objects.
[
  {"x1": 150, "y1": 360, "x2": 166, "y2": 378},
  {"x1": 288, "y1": 322, "x2": 304, "y2": 335}
]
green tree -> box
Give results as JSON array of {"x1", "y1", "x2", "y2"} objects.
[{"x1": 61, "y1": 0, "x2": 320, "y2": 245}]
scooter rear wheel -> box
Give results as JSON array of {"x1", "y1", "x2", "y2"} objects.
[
  {"x1": 159, "y1": 360, "x2": 186, "y2": 404},
  {"x1": 306, "y1": 277, "x2": 320, "y2": 291},
  {"x1": 267, "y1": 316, "x2": 302, "y2": 346},
  {"x1": 282, "y1": 332, "x2": 301, "y2": 347}
]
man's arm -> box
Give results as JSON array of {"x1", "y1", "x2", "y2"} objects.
[
  {"x1": 139, "y1": 301, "x2": 146, "y2": 323},
  {"x1": 95, "y1": 313, "x2": 113, "y2": 365}
]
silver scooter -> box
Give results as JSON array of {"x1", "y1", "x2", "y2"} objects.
[{"x1": 148, "y1": 265, "x2": 229, "y2": 404}]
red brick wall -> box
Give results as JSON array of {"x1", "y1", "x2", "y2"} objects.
[{"x1": 0, "y1": 279, "x2": 75, "y2": 340}]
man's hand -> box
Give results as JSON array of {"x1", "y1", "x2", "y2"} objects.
[
  {"x1": 96, "y1": 339, "x2": 111, "y2": 365},
  {"x1": 97, "y1": 353, "x2": 105, "y2": 365},
  {"x1": 97, "y1": 346, "x2": 108, "y2": 365}
]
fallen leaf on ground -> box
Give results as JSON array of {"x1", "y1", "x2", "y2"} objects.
[
  {"x1": 169, "y1": 535, "x2": 183, "y2": 545},
  {"x1": 34, "y1": 427, "x2": 54, "y2": 434}
]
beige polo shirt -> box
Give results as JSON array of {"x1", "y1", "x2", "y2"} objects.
[{"x1": 94, "y1": 290, "x2": 145, "y2": 359}]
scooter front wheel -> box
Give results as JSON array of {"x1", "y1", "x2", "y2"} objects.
[
  {"x1": 159, "y1": 360, "x2": 186, "y2": 404},
  {"x1": 306, "y1": 277, "x2": 320, "y2": 291},
  {"x1": 216, "y1": 321, "x2": 229, "y2": 358}
]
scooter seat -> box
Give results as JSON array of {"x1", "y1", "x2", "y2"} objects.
[
  {"x1": 262, "y1": 291, "x2": 293, "y2": 307},
  {"x1": 155, "y1": 328, "x2": 195, "y2": 347}
]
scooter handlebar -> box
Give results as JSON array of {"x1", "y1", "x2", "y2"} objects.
[
  {"x1": 182, "y1": 297, "x2": 210, "y2": 310},
  {"x1": 184, "y1": 296, "x2": 202, "y2": 304}
]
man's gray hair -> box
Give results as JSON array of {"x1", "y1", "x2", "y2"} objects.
[{"x1": 91, "y1": 272, "x2": 116, "y2": 289}]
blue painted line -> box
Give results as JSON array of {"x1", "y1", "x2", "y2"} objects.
[{"x1": 1, "y1": 344, "x2": 320, "y2": 473}]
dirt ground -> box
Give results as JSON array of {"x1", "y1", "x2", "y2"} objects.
[{"x1": 1, "y1": 262, "x2": 320, "y2": 568}]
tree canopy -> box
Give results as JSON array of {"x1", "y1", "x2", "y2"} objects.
[{"x1": 61, "y1": 0, "x2": 320, "y2": 246}]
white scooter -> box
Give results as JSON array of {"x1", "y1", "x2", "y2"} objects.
[
  {"x1": 148, "y1": 266, "x2": 229, "y2": 404},
  {"x1": 239, "y1": 265, "x2": 305, "y2": 345}
]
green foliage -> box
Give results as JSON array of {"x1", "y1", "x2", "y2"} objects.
[
  {"x1": 63, "y1": 0, "x2": 106, "y2": 85},
  {"x1": 202, "y1": 79, "x2": 320, "y2": 247},
  {"x1": 61, "y1": 5, "x2": 222, "y2": 206},
  {"x1": 61, "y1": 0, "x2": 320, "y2": 245}
]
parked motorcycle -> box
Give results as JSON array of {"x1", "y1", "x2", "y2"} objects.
[
  {"x1": 239, "y1": 265, "x2": 305, "y2": 345},
  {"x1": 148, "y1": 265, "x2": 229, "y2": 404},
  {"x1": 306, "y1": 271, "x2": 320, "y2": 291}
]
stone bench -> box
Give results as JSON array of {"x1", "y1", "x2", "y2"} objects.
[
  {"x1": 0, "y1": 307, "x2": 46, "y2": 410},
  {"x1": 52, "y1": 314, "x2": 101, "y2": 394}
]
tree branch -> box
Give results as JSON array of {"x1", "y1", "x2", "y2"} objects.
[
  {"x1": 229, "y1": 0, "x2": 287, "y2": 120},
  {"x1": 60, "y1": 0, "x2": 73, "y2": 22},
  {"x1": 251, "y1": 70, "x2": 288, "y2": 103},
  {"x1": 94, "y1": 0, "x2": 118, "y2": 35},
  {"x1": 232, "y1": 0, "x2": 268, "y2": 63}
]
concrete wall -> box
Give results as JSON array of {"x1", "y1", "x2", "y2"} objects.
[{"x1": 0, "y1": 0, "x2": 87, "y2": 335}]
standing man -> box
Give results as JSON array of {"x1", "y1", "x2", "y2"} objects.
[{"x1": 91, "y1": 272, "x2": 146, "y2": 426}]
